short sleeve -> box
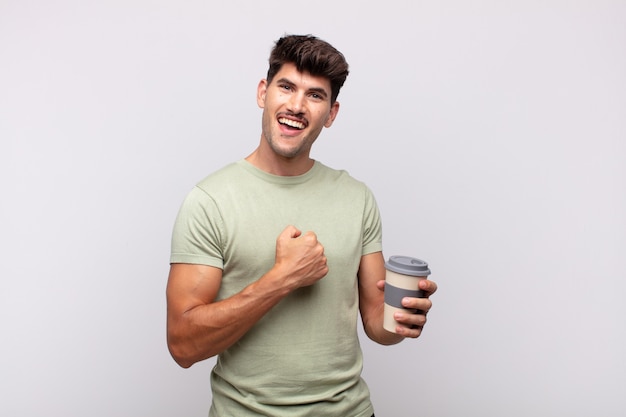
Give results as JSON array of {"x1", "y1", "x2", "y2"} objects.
[
  {"x1": 361, "y1": 186, "x2": 383, "y2": 256},
  {"x1": 169, "y1": 186, "x2": 225, "y2": 269}
]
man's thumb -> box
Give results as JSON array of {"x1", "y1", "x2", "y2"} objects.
[{"x1": 281, "y1": 225, "x2": 301, "y2": 239}]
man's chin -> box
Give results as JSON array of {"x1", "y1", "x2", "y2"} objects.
[
  {"x1": 274, "y1": 148, "x2": 301, "y2": 159},
  {"x1": 269, "y1": 139, "x2": 306, "y2": 159}
]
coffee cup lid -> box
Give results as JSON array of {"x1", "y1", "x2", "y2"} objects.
[{"x1": 385, "y1": 256, "x2": 431, "y2": 276}]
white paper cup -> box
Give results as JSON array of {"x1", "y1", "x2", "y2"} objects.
[{"x1": 383, "y1": 256, "x2": 431, "y2": 333}]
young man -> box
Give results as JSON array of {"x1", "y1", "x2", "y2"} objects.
[{"x1": 166, "y1": 34, "x2": 437, "y2": 417}]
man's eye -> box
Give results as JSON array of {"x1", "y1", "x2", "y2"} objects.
[{"x1": 280, "y1": 84, "x2": 292, "y2": 91}]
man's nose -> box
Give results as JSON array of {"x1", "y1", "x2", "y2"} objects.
[{"x1": 287, "y1": 92, "x2": 305, "y2": 114}]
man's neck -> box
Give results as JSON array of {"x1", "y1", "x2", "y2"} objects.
[{"x1": 245, "y1": 147, "x2": 315, "y2": 177}]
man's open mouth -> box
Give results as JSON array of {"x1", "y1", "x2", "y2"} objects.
[{"x1": 278, "y1": 117, "x2": 306, "y2": 130}]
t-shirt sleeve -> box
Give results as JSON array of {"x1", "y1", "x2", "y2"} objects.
[
  {"x1": 361, "y1": 186, "x2": 383, "y2": 256},
  {"x1": 169, "y1": 186, "x2": 225, "y2": 269}
]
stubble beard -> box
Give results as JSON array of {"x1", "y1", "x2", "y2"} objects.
[
  {"x1": 265, "y1": 134, "x2": 307, "y2": 158},
  {"x1": 262, "y1": 115, "x2": 312, "y2": 159}
]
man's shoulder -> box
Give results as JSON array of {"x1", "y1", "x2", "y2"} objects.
[
  {"x1": 195, "y1": 160, "x2": 246, "y2": 190},
  {"x1": 314, "y1": 161, "x2": 368, "y2": 190}
]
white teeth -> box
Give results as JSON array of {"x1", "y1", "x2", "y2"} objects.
[{"x1": 279, "y1": 117, "x2": 305, "y2": 130}]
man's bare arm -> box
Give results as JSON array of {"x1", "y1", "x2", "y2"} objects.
[{"x1": 166, "y1": 225, "x2": 328, "y2": 368}]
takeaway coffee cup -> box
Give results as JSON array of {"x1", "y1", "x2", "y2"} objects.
[{"x1": 383, "y1": 255, "x2": 431, "y2": 333}]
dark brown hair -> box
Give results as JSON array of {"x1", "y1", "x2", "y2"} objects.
[{"x1": 266, "y1": 34, "x2": 350, "y2": 104}]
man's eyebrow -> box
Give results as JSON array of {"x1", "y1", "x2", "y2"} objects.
[{"x1": 275, "y1": 77, "x2": 295, "y2": 86}]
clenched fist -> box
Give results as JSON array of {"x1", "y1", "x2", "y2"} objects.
[{"x1": 274, "y1": 225, "x2": 328, "y2": 289}]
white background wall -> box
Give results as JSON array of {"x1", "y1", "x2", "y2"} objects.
[{"x1": 1, "y1": 1, "x2": 624, "y2": 416}]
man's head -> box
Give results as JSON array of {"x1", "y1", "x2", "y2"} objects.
[{"x1": 266, "y1": 34, "x2": 349, "y2": 104}]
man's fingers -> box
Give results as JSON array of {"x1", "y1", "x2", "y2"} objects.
[
  {"x1": 402, "y1": 296, "x2": 432, "y2": 313},
  {"x1": 419, "y1": 279, "x2": 438, "y2": 296},
  {"x1": 279, "y1": 225, "x2": 302, "y2": 240}
]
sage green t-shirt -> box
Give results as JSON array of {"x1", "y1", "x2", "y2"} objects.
[{"x1": 170, "y1": 160, "x2": 383, "y2": 417}]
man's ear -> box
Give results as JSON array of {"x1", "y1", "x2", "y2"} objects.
[
  {"x1": 257, "y1": 79, "x2": 268, "y2": 108},
  {"x1": 324, "y1": 101, "x2": 340, "y2": 128}
]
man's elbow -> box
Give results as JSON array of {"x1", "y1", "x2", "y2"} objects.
[{"x1": 167, "y1": 337, "x2": 197, "y2": 369}]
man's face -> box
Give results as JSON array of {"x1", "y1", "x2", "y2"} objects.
[{"x1": 257, "y1": 62, "x2": 339, "y2": 160}]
